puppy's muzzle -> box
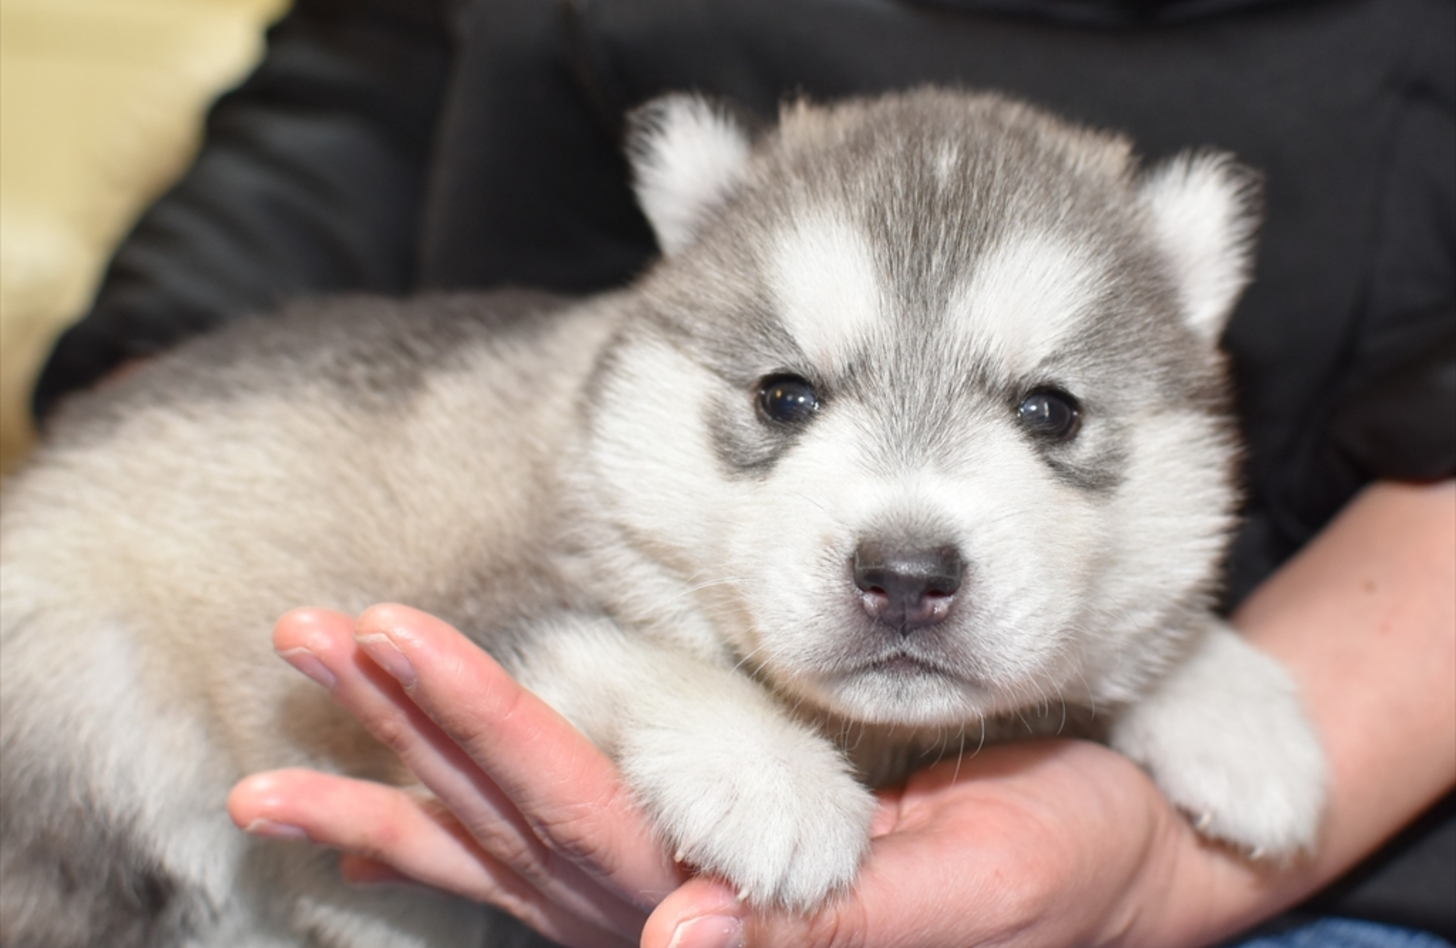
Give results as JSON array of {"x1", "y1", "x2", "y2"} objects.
[{"x1": 852, "y1": 541, "x2": 962, "y2": 633}]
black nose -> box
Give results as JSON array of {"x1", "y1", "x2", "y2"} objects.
[{"x1": 852, "y1": 541, "x2": 963, "y2": 632}]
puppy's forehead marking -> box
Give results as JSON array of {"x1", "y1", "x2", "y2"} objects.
[
  {"x1": 768, "y1": 212, "x2": 884, "y2": 370},
  {"x1": 950, "y1": 232, "x2": 1106, "y2": 377}
]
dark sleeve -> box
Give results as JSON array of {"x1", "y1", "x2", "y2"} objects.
[
  {"x1": 31, "y1": 0, "x2": 452, "y2": 423},
  {"x1": 1276, "y1": 33, "x2": 1456, "y2": 551}
]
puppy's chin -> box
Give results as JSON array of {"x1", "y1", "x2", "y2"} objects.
[{"x1": 773, "y1": 662, "x2": 1004, "y2": 728}]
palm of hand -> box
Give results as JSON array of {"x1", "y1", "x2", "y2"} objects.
[{"x1": 649, "y1": 738, "x2": 1186, "y2": 948}]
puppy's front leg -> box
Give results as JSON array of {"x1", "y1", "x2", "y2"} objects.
[
  {"x1": 512, "y1": 615, "x2": 877, "y2": 911},
  {"x1": 1110, "y1": 620, "x2": 1328, "y2": 858}
]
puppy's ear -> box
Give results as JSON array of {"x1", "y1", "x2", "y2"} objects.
[
  {"x1": 1139, "y1": 152, "x2": 1262, "y2": 344},
  {"x1": 627, "y1": 94, "x2": 754, "y2": 256}
]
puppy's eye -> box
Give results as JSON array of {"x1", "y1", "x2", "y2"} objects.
[
  {"x1": 1017, "y1": 389, "x2": 1081, "y2": 440},
  {"x1": 757, "y1": 374, "x2": 819, "y2": 424}
]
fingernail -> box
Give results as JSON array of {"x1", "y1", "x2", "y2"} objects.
[
  {"x1": 355, "y1": 633, "x2": 416, "y2": 687},
  {"x1": 277, "y1": 647, "x2": 337, "y2": 691},
  {"x1": 243, "y1": 818, "x2": 310, "y2": 841},
  {"x1": 668, "y1": 915, "x2": 744, "y2": 948}
]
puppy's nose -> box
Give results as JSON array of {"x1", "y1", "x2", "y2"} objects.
[{"x1": 852, "y1": 542, "x2": 963, "y2": 632}]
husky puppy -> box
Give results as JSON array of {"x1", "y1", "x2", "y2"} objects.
[{"x1": 0, "y1": 89, "x2": 1326, "y2": 947}]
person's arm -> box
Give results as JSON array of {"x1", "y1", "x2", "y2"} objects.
[
  {"x1": 32, "y1": 0, "x2": 452, "y2": 421},
  {"x1": 229, "y1": 479, "x2": 1456, "y2": 948}
]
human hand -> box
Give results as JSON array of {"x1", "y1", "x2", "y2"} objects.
[
  {"x1": 228, "y1": 606, "x2": 1239, "y2": 948},
  {"x1": 227, "y1": 604, "x2": 687, "y2": 948}
]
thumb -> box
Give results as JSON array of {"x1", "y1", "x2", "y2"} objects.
[{"x1": 641, "y1": 876, "x2": 872, "y2": 948}]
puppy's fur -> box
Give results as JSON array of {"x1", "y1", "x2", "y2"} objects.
[{"x1": 0, "y1": 90, "x2": 1326, "y2": 947}]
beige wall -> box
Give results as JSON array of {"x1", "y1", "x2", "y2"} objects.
[{"x1": 0, "y1": 0, "x2": 287, "y2": 472}]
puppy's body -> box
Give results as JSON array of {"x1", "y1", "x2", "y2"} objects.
[{"x1": 1, "y1": 90, "x2": 1326, "y2": 947}]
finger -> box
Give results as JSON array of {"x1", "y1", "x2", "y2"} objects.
[
  {"x1": 228, "y1": 769, "x2": 633, "y2": 948},
  {"x1": 641, "y1": 854, "x2": 947, "y2": 948},
  {"x1": 352, "y1": 603, "x2": 685, "y2": 902},
  {"x1": 229, "y1": 768, "x2": 503, "y2": 900},
  {"x1": 273, "y1": 608, "x2": 649, "y2": 939},
  {"x1": 337, "y1": 854, "x2": 414, "y2": 886},
  {"x1": 641, "y1": 877, "x2": 836, "y2": 948}
]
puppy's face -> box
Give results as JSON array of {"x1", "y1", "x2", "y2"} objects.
[{"x1": 588, "y1": 92, "x2": 1253, "y2": 726}]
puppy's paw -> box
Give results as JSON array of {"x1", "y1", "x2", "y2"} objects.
[
  {"x1": 1111, "y1": 623, "x2": 1327, "y2": 859},
  {"x1": 622, "y1": 718, "x2": 876, "y2": 911}
]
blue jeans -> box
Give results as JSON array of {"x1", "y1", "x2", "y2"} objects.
[{"x1": 1229, "y1": 918, "x2": 1453, "y2": 948}]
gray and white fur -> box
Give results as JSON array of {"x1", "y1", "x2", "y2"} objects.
[{"x1": 0, "y1": 89, "x2": 1327, "y2": 947}]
